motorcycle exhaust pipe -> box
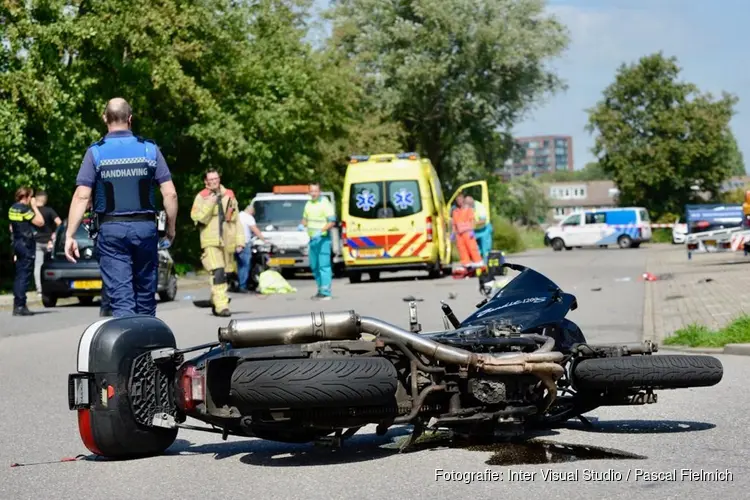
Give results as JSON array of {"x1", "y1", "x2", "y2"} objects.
[
  {"x1": 358, "y1": 317, "x2": 564, "y2": 371},
  {"x1": 218, "y1": 310, "x2": 362, "y2": 347}
]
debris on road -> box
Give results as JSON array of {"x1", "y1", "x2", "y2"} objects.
[
  {"x1": 591, "y1": 287, "x2": 602, "y2": 291},
  {"x1": 402, "y1": 295, "x2": 424, "y2": 302},
  {"x1": 698, "y1": 278, "x2": 714, "y2": 283}
]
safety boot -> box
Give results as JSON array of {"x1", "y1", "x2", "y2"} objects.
[{"x1": 13, "y1": 306, "x2": 34, "y2": 316}]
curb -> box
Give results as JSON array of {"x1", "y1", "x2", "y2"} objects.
[
  {"x1": 0, "y1": 278, "x2": 208, "y2": 312},
  {"x1": 660, "y1": 344, "x2": 750, "y2": 356}
]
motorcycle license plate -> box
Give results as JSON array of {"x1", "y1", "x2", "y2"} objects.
[
  {"x1": 358, "y1": 248, "x2": 383, "y2": 258},
  {"x1": 71, "y1": 280, "x2": 102, "y2": 290},
  {"x1": 269, "y1": 258, "x2": 295, "y2": 266}
]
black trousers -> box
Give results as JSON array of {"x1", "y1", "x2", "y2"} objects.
[{"x1": 13, "y1": 240, "x2": 35, "y2": 309}]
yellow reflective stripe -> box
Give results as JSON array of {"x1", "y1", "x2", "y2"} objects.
[{"x1": 8, "y1": 208, "x2": 33, "y2": 222}]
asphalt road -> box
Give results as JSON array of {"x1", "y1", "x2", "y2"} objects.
[{"x1": 2, "y1": 247, "x2": 746, "y2": 499}]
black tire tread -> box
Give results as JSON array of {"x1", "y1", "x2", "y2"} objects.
[
  {"x1": 573, "y1": 354, "x2": 723, "y2": 390},
  {"x1": 230, "y1": 357, "x2": 397, "y2": 409}
]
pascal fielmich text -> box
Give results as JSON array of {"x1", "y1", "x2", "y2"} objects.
[{"x1": 434, "y1": 468, "x2": 734, "y2": 483}]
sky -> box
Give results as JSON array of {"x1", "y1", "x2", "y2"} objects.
[{"x1": 310, "y1": 0, "x2": 749, "y2": 172}]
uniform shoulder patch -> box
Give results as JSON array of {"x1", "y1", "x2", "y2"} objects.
[
  {"x1": 199, "y1": 188, "x2": 213, "y2": 198},
  {"x1": 89, "y1": 138, "x2": 106, "y2": 148},
  {"x1": 135, "y1": 135, "x2": 157, "y2": 145},
  {"x1": 223, "y1": 189, "x2": 235, "y2": 198}
]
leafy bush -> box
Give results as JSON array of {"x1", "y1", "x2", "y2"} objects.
[{"x1": 491, "y1": 215, "x2": 524, "y2": 254}]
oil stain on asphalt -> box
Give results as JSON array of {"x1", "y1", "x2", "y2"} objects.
[{"x1": 387, "y1": 432, "x2": 646, "y2": 465}]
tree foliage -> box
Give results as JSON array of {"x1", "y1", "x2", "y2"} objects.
[
  {"x1": 0, "y1": 0, "x2": 362, "y2": 278},
  {"x1": 0, "y1": 0, "x2": 570, "y2": 286},
  {"x1": 538, "y1": 161, "x2": 611, "y2": 183},
  {"x1": 586, "y1": 52, "x2": 739, "y2": 218},
  {"x1": 325, "y1": 0, "x2": 570, "y2": 190}
]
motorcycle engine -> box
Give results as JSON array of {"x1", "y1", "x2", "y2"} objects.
[{"x1": 424, "y1": 320, "x2": 541, "y2": 354}]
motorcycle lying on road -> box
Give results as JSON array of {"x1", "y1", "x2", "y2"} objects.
[{"x1": 68, "y1": 262, "x2": 723, "y2": 459}]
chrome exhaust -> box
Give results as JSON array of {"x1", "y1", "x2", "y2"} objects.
[
  {"x1": 217, "y1": 311, "x2": 563, "y2": 378},
  {"x1": 218, "y1": 310, "x2": 361, "y2": 347}
]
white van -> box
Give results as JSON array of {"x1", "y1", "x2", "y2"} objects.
[{"x1": 544, "y1": 207, "x2": 652, "y2": 250}]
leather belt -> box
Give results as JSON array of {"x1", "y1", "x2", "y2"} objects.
[{"x1": 100, "y1": 213, "x2": 155, "y2": 223}]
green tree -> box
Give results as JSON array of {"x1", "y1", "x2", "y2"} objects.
[
  {"x1": 0, "y1": 0, "x2": 359, "y2": 283},
  {"x1": 586, "y1": 52, "x2": 739, "y2": 217},
  {"x1": 325, "y1": 0, "x2": 570, "y2": 188},
  {"x1": 721, "y1": 130, "x2": 746, "y2": 177},
  {"x1": 538, "y1": 161, "x2": 611, "y2": 183}
]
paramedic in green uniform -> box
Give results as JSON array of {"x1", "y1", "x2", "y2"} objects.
[
  {"x1": 299, "y1": 183, "x2": 336, "y2": 300},
  {"x1": 468, "y1": 195, "x2": 493, "y2": 262}
]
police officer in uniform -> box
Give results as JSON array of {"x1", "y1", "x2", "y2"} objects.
[
  {"x1": 64, "y1": 98, "x2": 178, "y2": 317},
  {"x1": 8, "y1": 187, "x2": 46, "y2": 316}
]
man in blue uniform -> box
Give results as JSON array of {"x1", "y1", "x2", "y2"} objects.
[
  {"x1": 64, "y1": 97, "x2": 178, "y2": 317},
  {"x1": 8, "y1": 186, "x2": 46, "y2": 316}
]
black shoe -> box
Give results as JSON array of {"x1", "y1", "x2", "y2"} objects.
[
  {"x1": 13, "y1": 306, "x2": 34, "y2": 316},
  {"x1": 100, "y1": 308, "x2": 113, "y2": 317},
  {"x1": 213, "y1": 308, "x2": 231, "y2": 317}
]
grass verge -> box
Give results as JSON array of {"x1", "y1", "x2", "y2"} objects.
[{"x1": 664, "y1": 315, "x2": 750, "y2": 347}]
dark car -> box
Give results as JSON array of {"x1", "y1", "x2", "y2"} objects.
[{"x1": 40, "y1": 221, "x2": 177, "y2": 308}]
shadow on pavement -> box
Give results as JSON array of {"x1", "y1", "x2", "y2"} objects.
[
  {"x1": 562, "y1": 418, "x2": 716, "y2": 434},
  {"x1": 164, "y1": 427, "x2": 415, "y2": 466}
]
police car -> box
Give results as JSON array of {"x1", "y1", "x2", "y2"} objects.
[
  {"x1": 544, "y1": 207, "x2": 652, "y2": 251},
  {"x1": 40, "y1": 220, "x2": 177, "y2": 307}
]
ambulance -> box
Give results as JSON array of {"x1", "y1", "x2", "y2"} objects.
[{"x1": 341, "y1": 152, "x2": 490, "y2": 283}]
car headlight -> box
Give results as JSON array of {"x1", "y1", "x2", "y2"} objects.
[{"x1": 301, "y1": 245, "x2": 309, "y2": 255}]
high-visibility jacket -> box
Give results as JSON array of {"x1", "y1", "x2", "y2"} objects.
[
  {"x1": 452, "y1": 206, "x2": 475, "y2": 234},
  {"x1": 190, "y1": 184, "x2": 246, "y2": 249},
  {"x1": 474, "y1": 201, "x2": 489, "y2": 229},
  {"x1": 303, "y1": 197, "x2": 336, "y2": 237}
]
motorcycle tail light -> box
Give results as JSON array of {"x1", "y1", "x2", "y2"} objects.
[{"x1": 178, "y1": 365, "x2": 204, "y2": 412}]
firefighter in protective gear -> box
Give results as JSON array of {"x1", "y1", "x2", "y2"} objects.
[
  {"x1": 190, "y1": 169, "x2": 246, "y2": 316},
  {"x1": 299, "y1": 183, "x2": 336, "y2": 300},
  {"x1": 451, "y1": 193, "x2": 483, "y2": 268},
  {"x1": 466, "y1": 195, "x2": 493, "y2": 262}
]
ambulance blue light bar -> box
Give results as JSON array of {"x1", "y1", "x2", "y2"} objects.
[
  {"x1": 349, "y1": 155, "x2": 370, "y2": 163},
  {"x1": 397, "y1": 152, "x2": 420, "y2": 160}
]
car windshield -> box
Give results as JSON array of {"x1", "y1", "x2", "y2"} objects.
[
  {"x1": 253, "y1": 199, "x2": 308, "y2": 226},
  {"x1": 349, "y1": 180, "x2": 422, "y2": 219},
  {"x1": 54, "y1": 223, "x2": 94, "y2": 256}
]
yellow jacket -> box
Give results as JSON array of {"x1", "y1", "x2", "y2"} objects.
[{"x1": 190, "y1": 184, "x2": 246, "y2": 249}]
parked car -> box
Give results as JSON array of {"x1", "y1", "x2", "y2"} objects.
[
  {"x1": 672, "y1": 217, "x2": 688, "y2": 244},
  {"x1": 40, "y1": 220, "x2": 177, "y2": 307}
]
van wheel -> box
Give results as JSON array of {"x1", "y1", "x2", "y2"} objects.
[
  {"x1": 348, "y1": 271, "x2": 362, "y2": 284},
  {"x1": 551, "y1": 238, "x2": 564, "y2": 251},
  {"x1": 618, "y1": 235, "x2": 632, "y2": 248}
]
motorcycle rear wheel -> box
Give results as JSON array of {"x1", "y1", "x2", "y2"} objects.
[
  {"x1": 572, "y1": 354, "x2": 723, "y2": 390},
  {"x1": 229, "y1": 357, "x2": 398, "y2": 410}
]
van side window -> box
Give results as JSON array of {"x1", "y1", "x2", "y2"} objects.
[
  {"x1": 586, "y1": 213, "x2": 606, "y2": 224},
  {"x1": 385, "y1": 180, "x2": 422, "y2": 218},
  {"x1": 348, "y1": 182, "x2": 383, "y2": 219},
  {"x1": 562, "y1": 214, "x2": 581, "y2": 226}
]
